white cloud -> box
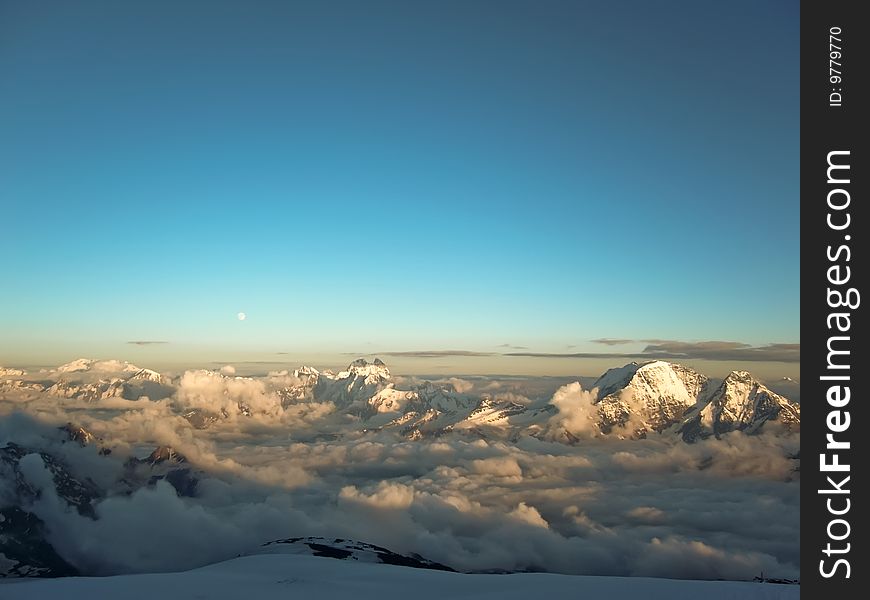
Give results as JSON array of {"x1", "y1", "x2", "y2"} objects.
[{"x1": 546, "y1": 382, "x2": 601, "y2": 439}]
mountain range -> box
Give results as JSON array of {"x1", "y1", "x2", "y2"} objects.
[
  {"x1": 0, "y1": 358, "x2": 799, "y2": 443},
  {"x1": 0, "y1": 357, "x2": 800, "y2": 581}
]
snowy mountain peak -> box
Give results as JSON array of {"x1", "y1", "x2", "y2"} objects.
[
  {"x1": 59, "y1": 423, "x2": 96, "y2": 446},
  {"x1": 128, "y1": 368, "x2": 164, "y2": 384},
  {"x1": 0, "y1": 366, "x2": 26, "y2": 377},
  {"x1": 56, "y1": 358, "x2": 97, "y2": 373},
  {"x1": 592, "y1": 362, "x2": 641, "y2": 399},
  {"x1": 56, "y1": 358, "x2": 142, "y2": 374},
  {"x1": 257, "y1": 537, "x2": 455, "y2": 572},
  {"x1": 594, "y1": 361, "x2": 708, "y2": 435},
  {"x1": 676, "y1": 370, "x2": 800, "y2": 441},
  {"x1": 146, "y1": 446, "x2": 187, "y2": 465},
  {"x1": 341, "y1": 358, "x2": 391, "y2": 381},
  {"x1": 294, "y1": 365, "x2": 320, "y2": 377},
  {"x1": 724, "y1": 369, "x2": 753, "y2": 383},
  {"x1": 710, "y1": 370, "x2": 799, "y2": 433}
]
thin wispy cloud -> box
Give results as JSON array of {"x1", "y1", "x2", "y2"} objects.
[
  {"x1": 363, "y1": 341, "x2": 798, "y2": 363},
  {"x1": 505, "y1": 341, "x2": 799, "y2": 363},
  {"x1": 590, "y1": 338, "x2": 634, "y2": 346},
  {"x1": 376, "y1": 350, "x2": 496, "y2": 358},
  {"x1": 127, "y1": 341, "x2": 169, "y2": 346}
]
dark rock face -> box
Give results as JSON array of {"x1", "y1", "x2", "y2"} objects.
[
  {"x1": 0, "y1": 443, "x2": 101, "y2": 578},
  {"x1": 260, "y1": 537, "x2": 456, "y2": 572},
  {"x1": 146, "y1": 446, "x2": 187, "y2": 466},
  {"x1": 1, "y1": 443, "x2": 101, "y2": 518},
  {"x1": 59, "y1": 423, "x2": 95, "y2": 446},
  {"x1": 0, "y1": 507, "x2": 79, "y2": 578},
  {"x1": 148, "y1": 468, "x2": 198, "y2": 497},
  {"x1": 123, "y1": 446, "x2": 200, "y2": 498}
]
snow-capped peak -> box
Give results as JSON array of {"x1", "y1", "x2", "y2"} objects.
[
  {"x1": 56, "y1": 358, "x2": 142, "y2": 374},
  {"x1": 128, "y1": 368, "x2": 164, "y2": 384},
  {"x1": 707, "y1": 370, "x2": 799, "y2": 433},
  {"x1": 56, "y1": 358, "x2": 97, "y2": 373},
  {"x1": 591, "y1": 362, "x2": 641, "y2": 399},
  {"x1": 339, "y1": 358, "x2": 391, "y2": 381},
  {"x1": 594, "y1": 361, "x2": 709, "y2": 435},
  {"x1": 676, "y1": 370, "x2": 800, "y2": 441},
  {"x1": 294, "y1": 365, "x2": 320, "y2": 378}
]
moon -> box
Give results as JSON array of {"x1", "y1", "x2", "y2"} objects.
[{"x1": 237, "y1": 312, "x2": 246, "y2": 321}]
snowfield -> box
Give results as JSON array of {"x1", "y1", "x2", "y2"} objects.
[{"x1": 0, "y1": 553, "x2": 799, "y2": 600}]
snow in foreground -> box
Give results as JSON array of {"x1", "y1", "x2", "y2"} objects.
[{"x1": 0, "y1": 553, "x2": 799, "y2": 600}]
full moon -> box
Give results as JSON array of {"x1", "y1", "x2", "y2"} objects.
[{"x1": 237, "y1": 312, "x2": 246, "y2": 321}]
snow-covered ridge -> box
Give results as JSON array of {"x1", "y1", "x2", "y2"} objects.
[
  {"x1": 257, "y1": 537, "x2": 454, "y2": 571},
  {"x1": 677, "y1": 370, "x2": 800, "y2": 441},
  {"x1": 1, "y1": 357, "x2": 799, "y2": 442},
  {"x1": 0, "y1": 552, "x2": 800, "y2": 600},
  {"x1": 56, "y1": 358, "x2": 143, "y2": 374},
  {"x1": 589, "y1": 361, "x2": 711, "y2": 436}
]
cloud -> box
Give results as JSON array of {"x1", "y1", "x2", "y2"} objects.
[
  {"x1": 127, "y1": 341, "x2": 169, "y2": 346},
  {"x1": 626, "y1": 506, "x2": 667, "y2": 524},
  {"x1": 505, "y1": 341, "x2": 800, "y2": 363},
  {"x1": 369, "y1": 341, "x2": 800, "y2": 363},
  {"x1": 469, "y1": 457, "x2": 523, "y2": 479},
  {"x1": 377, "y1": 351, "x2": 496, "y2": 358},
  {"x1": 339, "y1": 481, "x2": 416, "y2": 510},
  {"x1": 445, "y1": 377, "x2": 475, "y2": 394},
  {"x1": 639, "y1": 341, "x2": 800, "y2": 362},
  {"x1": 546, "y1": 382, "x2": 601, "y2": 439},
  {"x1": 631, "y1": 537, "x2": 786, "y2": 581},
  {"x1": 509, "y1": 502, "x2": 549, "y2": 529}
]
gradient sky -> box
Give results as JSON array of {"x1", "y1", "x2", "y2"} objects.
[{"x1": 0, "y1": 0, "x2": 799, "y2": 371}]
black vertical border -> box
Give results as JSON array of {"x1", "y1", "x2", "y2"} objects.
[{"x1": 802, "y1": 1, "x2": 867, "y2": 597}]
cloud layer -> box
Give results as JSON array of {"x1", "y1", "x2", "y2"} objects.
[
  {"x1": 0, "y1": 366, "x2": 800, "y2": 582},
  {"x1": 508, "y1": 341, "x2": 800, "y2": 363}
]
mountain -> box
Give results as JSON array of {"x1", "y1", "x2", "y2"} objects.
[
  {"x1": 448, "y1": 395, "x2": 554, "y2": 442},
  {"x1": 312, "y1": 358, "x2": 394, "y2": 410},
  {"x1": 1, "y1": 425, "x2": 203, "y2": 579},
  {"x1": 128, "y1": 368, "x2": 165, "y2": 384},
  {"x1": 124, "y1": 446, "x2": 199, "y2": 498},
  {"x1": 592, "y1": 361, "x2": 709, "y2": 436},
  {"x1": 0, "y1": 439, "x2": 102, "y2": 578},
  {"x1": 42, "y1": 362, "x2": 171, "y2": 403},
  {"x1": 59, "y1": 423, "x2": 96, "y2": 446},
  {"x1": 47, "y1": 378, "x2": 127, "y2": 402},
  {"x1": 2, "y1": 357, "x2": 799, "y2": 443},
  {"x1": 257, "y1": 537, "x2": 454, "y2": 571},
  {"x1": 677, "y1": 371, "x2": 801, "y2": 442},
  {"x1": 56, "y1": 358, "x2": 142, "y2": 375},
  {"x1": 0, "y1": 507, "x2": 79, "y2": 578}
]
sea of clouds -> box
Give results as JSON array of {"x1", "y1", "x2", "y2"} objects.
[{"x1": 0, "y1": 365, "x2": 800, "y2": 581}]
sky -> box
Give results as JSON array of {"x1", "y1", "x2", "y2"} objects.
[{"x1": 0, "y1": 0, "x2": 800, "y2": 373}]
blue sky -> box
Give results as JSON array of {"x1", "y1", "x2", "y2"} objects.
[{"x1": 0, "y1": 1, "x2": 799, "y2": 369}]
